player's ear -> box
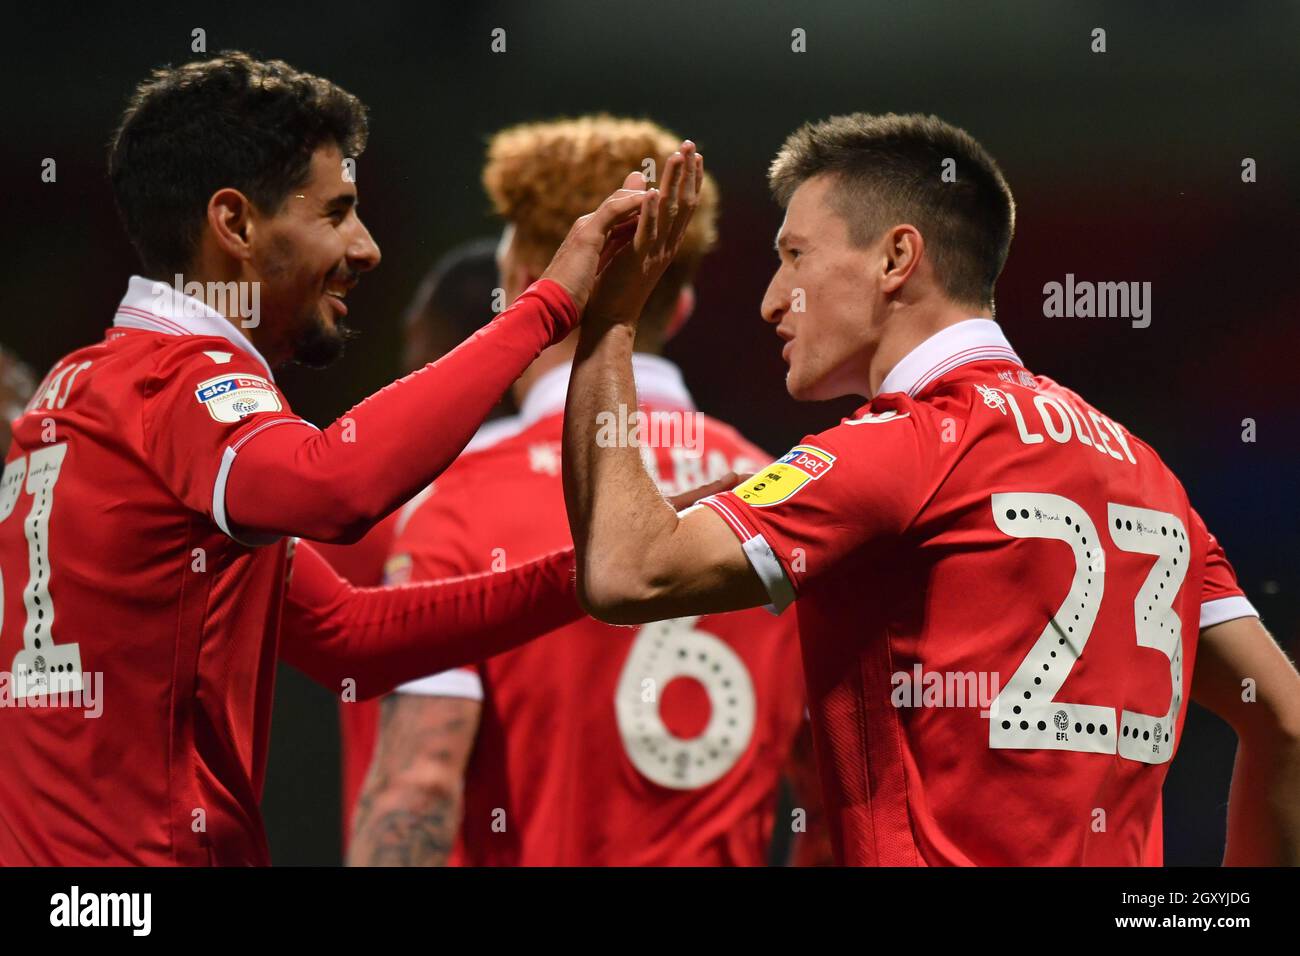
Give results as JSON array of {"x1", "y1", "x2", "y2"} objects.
[
  {"x1": 207, "y1": 188, "x2": 255, "y2": 263},
  {"x1": 880, "y1": 224, "x2": 923, "y2": 295}
]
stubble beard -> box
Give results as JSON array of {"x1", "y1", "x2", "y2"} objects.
[{"x1": 290, "y1": 303, "x2": 356, "y2": 369}]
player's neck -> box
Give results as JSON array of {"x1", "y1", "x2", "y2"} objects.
[
  {"x1": 167, "y1": 261, "x2": 263, "y2": 351},
  {"x1": 513, "y1": 339, "x2": 578, "y2": 406},
  {"x1": 868, "y1": 300, "x2": 991, "y2": 397},
  {"x1": 512, "y1": 336, "x2": 664, "y2": 406}
]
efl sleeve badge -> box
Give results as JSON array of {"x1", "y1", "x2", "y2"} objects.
[
  {"x1": 732, "y1": 444, "x2": 836, "y2": 507},
  {"x1": 194, "y1": 373, "x2": 284, "y2": 423}
]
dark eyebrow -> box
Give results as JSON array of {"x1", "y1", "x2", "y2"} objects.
[{"x1": 324, "y1": 193, "x2": 357, "y2": 213}]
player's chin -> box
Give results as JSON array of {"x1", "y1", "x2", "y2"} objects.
[
  {"x1": 787, "y1": 356, "x2": 857, "y2": 402},
  {"x1": 784, "y1": 364, "x2": 822, "y2": 402},
  {"x1": 291, "y1": 308, "x2": 353, "y2": 369}
]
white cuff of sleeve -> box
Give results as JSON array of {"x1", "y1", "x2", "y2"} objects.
[
  {"x1": 396, "y1": 668, "x2": 484, "y2": 700},
  {"x1": 741, "y1": 533, "x2": 796, "y2": 615},
  {"x1": 1199, "y1": 595, "x2": 1259, "y2": 629}
]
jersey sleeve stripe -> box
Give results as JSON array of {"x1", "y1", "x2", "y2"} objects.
[
  {"x1": 701, "y1": 496, "x2": 795, "y2": 614},
  {"x1": 1199, "y1": 595, "x2": 1260, "y2": 629},
  {"x1": 212, "y1": 419, "x2": 321, "y2": 543},
  {"x1": 395, "y1": 668, "x2": 485, "y2": 700},
  {"x1": 212, "y1": 446, "x2": 278, "y2": 546},
  {"x1": 229, "y1": 416, "x2": 319, "y2": 452},
  {"x1": 700, "y1": 495, "x2": 753, "y2": 541},
  {"x1": 213, "y1": 419, "x2": 317, "y2": 547}
]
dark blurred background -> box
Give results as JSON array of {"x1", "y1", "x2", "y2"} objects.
[{"x1": 5, "y1": 0, "x2": 1296, "y2": 864}]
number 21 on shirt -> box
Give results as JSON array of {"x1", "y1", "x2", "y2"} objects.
[{"x1": 0, "y1": 443, "x2": 83, "y2": 698}]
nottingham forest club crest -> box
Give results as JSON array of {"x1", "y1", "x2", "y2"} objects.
[{"x1": 732, "y1": 445, "x2": 835, "y2": 507}]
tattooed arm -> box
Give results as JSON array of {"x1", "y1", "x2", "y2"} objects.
[{"x1": 347, "y1": 691, "x2": 482, "y2": 866}]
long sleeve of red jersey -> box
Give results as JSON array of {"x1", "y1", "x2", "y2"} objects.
[
  {"x1": 279, "y1": 540, "x2": 583, "y2": 700},
  {"x1": 225, "y1": 279, "x2": 576, "y2": 543}
]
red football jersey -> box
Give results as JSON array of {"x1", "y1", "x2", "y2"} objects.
[
  {"x1": 0, "y1": 281, "x2": 305, "y2": 864},
  {"x1": 702, "y1": 319, "x2": 1257, "y2": 866},
  {"x1": 363, "y1": 356, "x2": 807, "y2": 865},
  {"x1": 0, "y1": 278, "x2": 582, "y2": 865},
  {"x1": 325, "y1": 417, "x2": 520, "y2": 844},
  {"x1": 315, "y1": 511, "x2": 399, "y2": 846}
]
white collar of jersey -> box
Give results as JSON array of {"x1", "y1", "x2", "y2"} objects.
[
  {"x1": 519, "y1": 353, "x2": 695, "y2": 426},
  {"x1": 112, "y1": 275, "x2": 275, "y2": 379},
  {"x1": 877, "y1": 318, "x2": 1022, "y2": 398}
]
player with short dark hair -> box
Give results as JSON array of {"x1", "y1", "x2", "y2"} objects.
[
  {"x1": 563, "y1": 117, "x2": 1300, "y2": 865},
  {"x1": 0, "y1": 52, "x2": 675, "y2": 865},
  {"x1": 399, "y1": 238, "x2": 509, "y2": 376},
  {"x1": 767, "y1": 112, "x2": 1013, "y2": 312},
  {"x1": 109, "y1": 51, "x2": 372, "y2": 369}
]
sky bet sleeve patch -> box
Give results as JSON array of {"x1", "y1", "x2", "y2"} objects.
[
  {"x1": 732, "y1": 444, "x2": 836, "y2": 507},
  {"x1": 194, "y1": 373, "x2": 283, "y2": 423}
]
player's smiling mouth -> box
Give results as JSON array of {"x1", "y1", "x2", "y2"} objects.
[{"x1": 323, "y1": 280, "x2": 354, "y2": 316}]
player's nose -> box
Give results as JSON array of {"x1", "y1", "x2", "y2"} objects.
[
  {"x1": 347, "y1": 216, "x2": 382, "y2": 273},
  {"x1": 760, "y1": 272, "x2": 788, "y2": 326}
]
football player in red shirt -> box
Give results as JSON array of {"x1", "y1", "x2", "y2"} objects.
[
  {"x1": 0, "y1": 53, "x2": 663, "y2": 865},
  {"x1": 563, "y1": 117, "x2": 1300, "y2": 865},
  {"x1": 345, "y1": 117, "x2": 815, "y2": 867}
]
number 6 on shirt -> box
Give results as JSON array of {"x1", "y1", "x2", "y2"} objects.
[{"x1": 615, "y1": 616, "x2": 757, "y2": 789}]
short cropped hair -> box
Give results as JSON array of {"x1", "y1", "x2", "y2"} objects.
[
  {"x1": 405, "y1": 238, "x2": 501, "y2": 341},
  {"x1": 109, "y1": 51, "x2": 369, "y2": 276},
  {"x1": 483, "y1": 114, "x2": 719, "y2": 332},
  {"x1": 769, "y1": 112, "x2": 1015, "y2": 307}
]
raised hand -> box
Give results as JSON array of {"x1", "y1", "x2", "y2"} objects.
[
  {"x1": 586, "y1": 141, "x2": 705, "y2": 323},
  {"x1": 539, "y1": 181, "x2": 646, "y2": 314}
]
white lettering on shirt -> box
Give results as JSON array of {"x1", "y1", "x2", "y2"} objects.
[{"x1": 1001, "y1": 389, "x2": 1135, "y2": 464}]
